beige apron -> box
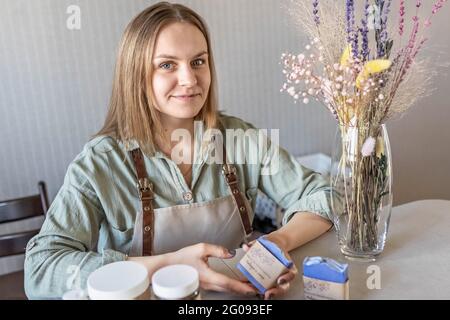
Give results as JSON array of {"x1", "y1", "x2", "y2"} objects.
[{"x1": 128, "y1": 148, "x2": 254, "y2": 256}]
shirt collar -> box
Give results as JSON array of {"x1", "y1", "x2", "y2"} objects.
[{"x1": 121, "y1": 125, "x2": 219, "y2": 161}]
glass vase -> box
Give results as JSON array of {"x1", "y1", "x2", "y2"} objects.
[{"x1": 330, "y1": 123, "x2": 393, "y2": 261}]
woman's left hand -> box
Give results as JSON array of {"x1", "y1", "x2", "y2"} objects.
[{"x1": 242, "y1": 234, "x2": 298, "y2": 300}]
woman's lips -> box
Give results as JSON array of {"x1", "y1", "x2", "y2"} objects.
[{"x1": 171, "y1": 94, "x2": 200, "y2": 102}]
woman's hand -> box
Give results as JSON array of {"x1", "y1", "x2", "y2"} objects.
[
  {"x1": 165, "y1": 243, "x2": 259, "y2": 296},
  {"x1": 242, "y1": 234, "x2": 298, "y2": 300}
]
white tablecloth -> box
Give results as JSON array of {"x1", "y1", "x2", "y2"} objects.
[{"x1": 204, "y1": 199, "x2": 450, "y2": 300}]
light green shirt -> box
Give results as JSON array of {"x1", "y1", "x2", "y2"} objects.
[{"x1": 24, "y1": 114, "x2": 332, "y2": 299}]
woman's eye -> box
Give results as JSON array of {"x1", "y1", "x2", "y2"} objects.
[
  {"x1": 192, "y1": 59, "x2": 205, "y2": 67},
  {"x1": 159, "y1": 62, "x2": 174, "y2": 70}
]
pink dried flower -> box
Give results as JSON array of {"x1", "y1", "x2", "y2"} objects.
[
  {"x1": 280, "y1": 0, "x2": 448, "y2": 126},
  {"x1": 423, "y1": 1, "x2": 447, "y2": 28},
  {"x1": 432, "y1": 0, "x2": 447, "y2": 14},
  {"x1": 408, "y1": 18, "x2": 420, "y2": 49},
  {"x1": 411, "y1": 37, "x2": 428, "y2": 59}
]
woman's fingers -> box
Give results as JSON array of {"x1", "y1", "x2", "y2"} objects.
[
  {"x1": 264, "y1": 282, "x2": 290, "y2": 300},
  {"x1": 276, "y1": 250, "x2": 298, "y2": 285},
  {"x1": 277, "y1": 263, "x2": 298, "y2": 283},
  {"x1": 196, "y1": 243, "x2": 235, "y2": 259},
  {"x1": 242, "y1": 240, "x2": 256, "y2": 252},
  {"x1": 203, "y1": 268, "x2": 258, "y2": 295},
  {"x1": 277, "y1": 271, "x2": 295, "y2": 286},
  {"x1": 201, "y1": 281, "x2": 258, "y2": 298},
  {"x1": 200, "y1": 281, "x2": 228, "y2": 293}
]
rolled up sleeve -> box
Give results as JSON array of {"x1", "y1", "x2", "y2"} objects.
[
  {"x1": 24, "y1": 161, "x2": 127, "y2": 300},
  {"x1": 258, "y1": 143, "x2": 333, "y2": 226}
]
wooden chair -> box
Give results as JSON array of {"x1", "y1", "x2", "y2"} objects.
[{"x1": 0, "y1": 181, "x2": 49, "y2": 299}]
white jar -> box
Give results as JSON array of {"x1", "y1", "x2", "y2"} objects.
[
  {"x1": 87, "y1": 261, "x2": 150, "y2": 300},
  {"x1": 151, "y1": 264, "x2": 201, "y2": 300}
]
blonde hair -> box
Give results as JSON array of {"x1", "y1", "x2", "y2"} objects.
[{"x1": 95, "y1": 2, "x2": 218, "y2": 155}]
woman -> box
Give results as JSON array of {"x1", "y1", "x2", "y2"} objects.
[{"x1": 24, "y1": 2, "x2": 333, "y2": 300}]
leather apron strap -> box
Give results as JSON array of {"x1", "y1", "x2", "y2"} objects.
[
  {"x1": 221, "y1": 144, "x2": 253, "y2": 237},
  {"x1": 129, "y1": 149, "x2": 154, "y2": 256},
  {"x1": 129, "y1": 139, "x2": 253, "y2": 255}
]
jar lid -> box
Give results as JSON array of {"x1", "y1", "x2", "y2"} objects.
[
  {"x1": 151, "y1": 264, "x2": 199, "y2": 299},
  {"x1": 87, "y1": 261, "x2": 149, "y2": 300}
]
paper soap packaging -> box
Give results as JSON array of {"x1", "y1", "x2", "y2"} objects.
[
  {"x1": 303, "y1": 256, "x2": 349, "y2": 300},
  {"x1": 237, "y1": 236, "x2": 293, "y2": 294}
]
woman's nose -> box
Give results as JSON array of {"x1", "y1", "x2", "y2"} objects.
[{"x1": 178, "y1": 65, "x2": 197, "y2": 87}]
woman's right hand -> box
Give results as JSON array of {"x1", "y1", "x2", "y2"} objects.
[{"x1": 165, "y1": 243, "x2": 258, "y2": 296}]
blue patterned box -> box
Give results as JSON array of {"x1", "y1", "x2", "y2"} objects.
[
  {"x1": 237, "y1": 236, "x2": 293, "y2": 294},
  {"x1": 303, "y1": 256, "x2": 349, "y2": 300}
]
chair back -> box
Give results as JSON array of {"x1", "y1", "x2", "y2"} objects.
[{"x1": 0, "y1": 181, "x2": 49, "y2": 257}]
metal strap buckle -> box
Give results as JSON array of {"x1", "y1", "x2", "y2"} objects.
[
  {"x1": 222, "y1": 164, "x2": 236, "y2": 176},
  {"x1": 137, "y1": 178, "x2": 154, "y2": 200},
  {"x1": 222, "y1": 164, "x2": 239, "y2": 185}
]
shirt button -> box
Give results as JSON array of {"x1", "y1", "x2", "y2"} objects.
[
  {"x1": 144, "y1": 226, "x2": 151, "y2": 232},
  {"x1": 183, "y1": 191, "x2": 193, "y2": 202}
]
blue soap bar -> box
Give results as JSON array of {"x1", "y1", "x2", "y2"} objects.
[
  {"x1": 237, "y1": 236, "x2": 293, "y2": 294},
  {"x1": 258, "y1": 236, "x2": 293, "y2": 269},
  {"x1": 236, "y1": 264, "x2": 267, "y2": 294},
  {"x1": 303, "y1": 256, "x2": 348, "y2": 283}
]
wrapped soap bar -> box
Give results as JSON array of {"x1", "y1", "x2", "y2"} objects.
[
  {"x1": 303, "y1": 256, "x2": 349, "y2": 300},
  {"x1": 237, "y1": 236, "x2": 293, "y2": 294}
]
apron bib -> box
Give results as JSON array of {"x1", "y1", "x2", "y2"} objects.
[{"x1": 128, "y1": 147, "x2": 253, "y2": 256}]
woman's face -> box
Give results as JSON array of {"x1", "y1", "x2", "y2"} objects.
[{"x1": 151, "y1": 22, "x2": 211, "y2": 121}]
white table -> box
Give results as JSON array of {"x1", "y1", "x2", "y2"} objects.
[{"x1": 205, "y1": 199, "x2": 450, "y2": 300}]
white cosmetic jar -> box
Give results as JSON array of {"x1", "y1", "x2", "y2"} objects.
[
  {"x1": 87, "y1": 261, "x2": 150, "y2": 300},
  {"x1": 151, "y1": 264, "x2": 201, "y2": 300}
]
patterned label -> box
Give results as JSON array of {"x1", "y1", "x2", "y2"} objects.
[
  {"x1": 303, "y1": 275, "x2": 349, "y2": 300},
  {"x1": 239, "y1": 241, "x2": 287, "y2": 289}
]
